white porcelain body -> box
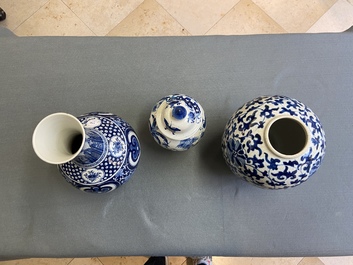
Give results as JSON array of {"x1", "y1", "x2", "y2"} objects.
[
  {"x1": 149, "y1": 94, "x2": 206, "y2": 151},
  {"x1": 221, "y1": 95, "x2": 326, "y2": 189},
  {"x1": 33, "y1": 112, "x2": 141, "y2": 193}
]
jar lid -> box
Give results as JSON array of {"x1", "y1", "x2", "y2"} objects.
[{"x1": 153, "y1": 94, "x2": 205, "y2": 141}]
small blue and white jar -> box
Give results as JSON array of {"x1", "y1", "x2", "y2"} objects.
[
  {"x1": 33, "y1": 112, "x2": 141, "y2": 193},
  {"x1": 221, "y1": 95, "x2": 326, "y2": 189},
  {"x1": 149, "y1": 94, "x2": 206, "y2": 151}
]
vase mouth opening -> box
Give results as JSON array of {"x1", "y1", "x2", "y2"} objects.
[
  {"x1": 32, "y1": 113, "x2": 85, "y2": 165},
  {"x1": 265, "y1": 116, "x2": 309, "y2": 159}
]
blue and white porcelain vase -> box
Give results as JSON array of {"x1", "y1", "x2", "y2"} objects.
[
  {"x1": 221, "y1": 95, "x2": 326, "y2": 189},
  {"x1": 149, "y1": 94, "x2": 206, "y2": 151},
  {"x1": 32, "y1": 112, "x2": 141, "y2": 193}
]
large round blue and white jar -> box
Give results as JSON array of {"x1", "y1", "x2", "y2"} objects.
[
  {"x1": 33, "y1": 112, "x2": 141, "y2": 193},
  {"x1": 149, "y1": 94, "x2": 206, "y2": 151},
  {"x1": 221, "y1": 95, "x2": 326, "y2": 189}
]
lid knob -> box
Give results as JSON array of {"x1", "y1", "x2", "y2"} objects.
[{"x1": 172, "y1": 106, "x2": 187, "y2": 120}]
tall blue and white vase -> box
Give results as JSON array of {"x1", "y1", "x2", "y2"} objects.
[
  {"x1": 32, "y1": 112, "x2": 141, "y2": 193},
  {"x1": 149, "y1": 94, "x2": 206, "y2": 151},
  {"x1": 221, "y1": 95, "x2": 326, "y2": 189}
]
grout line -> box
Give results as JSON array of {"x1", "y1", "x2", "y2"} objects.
[
  {"x1": 253, "y1": 0, "x2": 287, "y2": 33},
  {"x1": 204, "y1": 0, "x2": 242, "y2": 35},
  {"x1": 66, "y1": 258, "x2": 75, "y2": 265},
  {"x1": 105, "y1": 0, "x2": 147, "y2": 36},
  {"x1": 12, "y1": 0, "x2": 51, "y2": 31},
  {"x1": 96, "y1": 257, "x2": 105, "y2": 265},
  {"x1": 297, "y1": 257, "x2": 305, "y2": 265},
  {"x1": 67, "y1": 257, "x2": 104, "y2": 265},
  {"x1": 97, "y1": 257, "x2": 106, "y2": 265},
  {"x1": 249, "y1": 0, "x2": 339, "y2": 33},
  {"x1": 303, "y1": 0, "x2": 341, "y2": 32},
  {"x1": 250, "y1": 0, "x2": 288, "y2": 33},
  {"x1": 178, "y1": 257, "x2": 188, "y2": 265},
  {"x1": 204, "y1": 0, "x2": 288, "y2": 35},
  {"x1": 247, "y1": 0, "x2": 289, "y2": 32},
  {"x1": 153, "y1": 0, "x2": 193, "y2": 35},
  {"x1": 154, "y1": 0, "x2": 192, "y2": 36},
  {"x1": 97, "y1": 257, "x2": 103, "y2": 264},
  {"x1": 60, "y1": 0, "x2": 97, "y2": 36}
]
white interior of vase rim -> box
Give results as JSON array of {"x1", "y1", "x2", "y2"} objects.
[
  {"x1": 32, "y1": 113, "x2": 85, "y2": 164},
  {"x1": 265, "y1": 116, "x2": 309, "y2": 158}
]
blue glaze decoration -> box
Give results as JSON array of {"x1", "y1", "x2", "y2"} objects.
[
  {"x1": 164, "y1": 118, "x2": 181, "y2": 135},
  {"x1": 59, "y1": 112, "x2": 141, "y2": 193},
  {"x1": 221, "y1": 95, "x2": 326, "y2": 189},
  {"x1": 149, "y1": 94, "x2": 206, "y2": 151},
  {"x1": 172, "y1": 106, "x2": 187, "y2": 120}
]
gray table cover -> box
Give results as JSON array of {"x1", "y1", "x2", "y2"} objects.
[{"x1": 1, "y1": 27, "x2": 353, "y2": 259}]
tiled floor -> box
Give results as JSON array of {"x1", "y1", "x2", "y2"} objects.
[
  {"x1": 1, "y1": 0, "x2": 353, "y2": 35},
  {"x1": 1, "y1": 0, "x2": 353, "y2": 264},
  {"x1": 2, "y1": 256, "x2": 353, "y2": 265}
]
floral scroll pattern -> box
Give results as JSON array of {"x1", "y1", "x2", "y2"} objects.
[{"x1": 221, "y1": 96, "x2": 326, "y2": 189}]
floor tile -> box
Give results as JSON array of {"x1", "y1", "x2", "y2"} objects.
[
  {"x1": 298, "y1": 257, "x2": 324, "y2": 265},
  {"x1": 0, "y1": 0, "x2": 49, "y2": 31},
  {"x1": 107, "y1": 0, "x2": 190, "y2": 36},
  {"x1": 319, "y1": 256, "x2": 353, "y2": 265},
  {"x1": 168, "y1": 257, "x2": 187, "y2": 265},
  {"x1": 206, "y1": 0, "x2": 286, "y2": 35},
  {"x1": 155, "y1": 0, "x2": 241, "y2": 35},
  {"x1": 98, "y1": 256, "x2": 186, "y2": 265},
  {"x1": 251, "y1": 257, "x2": 303, "y2": 265},
  {"x1": 13, "y1": 0, "x2": 95, "y2": 36},
  {"x1": 62, "y1": 0, "x2": 144, "y2": 36},
  {"x1": 69, "y1": 258, "x2": 103, "y2": 265},
  {"x1": 212, "y1": 257, "x2": 253, "y2": 265},
  {"x1": 212, "y1": 257, "x2": 303, "y2": 265},
  {"x1": 252, "y1": 0, "x2": 338, "y2": 32},
  {"x1": 98, "y1": 256, "x2": 149, "y2": 265},
  {"x1": 307, "y1": 0, "x2": 353, "y2": 33},
  {"x1": 0, "y1": 258, "x2": 73, "y2": 265}
]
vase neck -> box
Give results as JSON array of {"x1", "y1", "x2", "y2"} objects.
[
  {"x1": 33, "y1": 113, "x2": 85, "y2": 164},
  {"x1": 264, "y1": 116, "x2": 310, "y2": 159}
]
